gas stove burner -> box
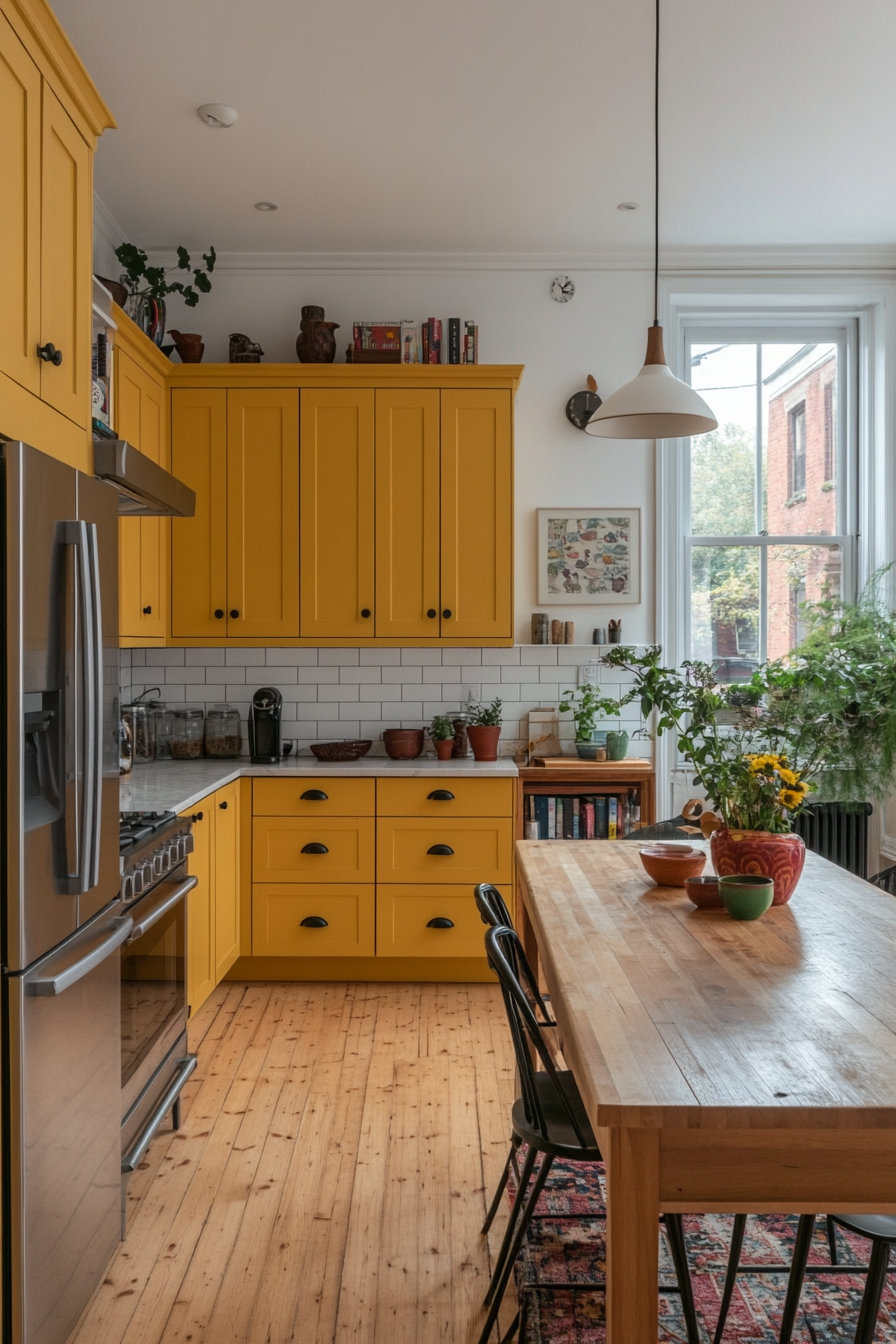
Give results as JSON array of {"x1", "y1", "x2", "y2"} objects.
[{"x1": 119, "y1": 809, "x2": 178, "y2": 855}]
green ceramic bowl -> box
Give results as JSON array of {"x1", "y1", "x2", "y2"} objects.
[{"x1": 719, "y1": 875, "x2": 774, "y2": 921}]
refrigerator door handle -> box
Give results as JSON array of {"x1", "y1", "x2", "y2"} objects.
[
  {"x1": 59, "y1": 520, "x2": 99, "y2": 894},
  {"x1": 83, "y1": 520, "x2": 103, "y2": 891},
  {"x1": 24, "y1": 914, "x2": 133, "y2": 996}
]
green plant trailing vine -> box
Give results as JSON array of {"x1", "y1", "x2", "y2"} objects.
[
  {"x1": 558, "y1": 683, "x2": 635, "y2": 740},
  {"x1": 115, "y1": 243, "x2": 217, "y2": 308}
]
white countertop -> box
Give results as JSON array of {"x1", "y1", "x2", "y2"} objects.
[{"x1": 120, "y1": 756, "x2": 518, "y2": 816}]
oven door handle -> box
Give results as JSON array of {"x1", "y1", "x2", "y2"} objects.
[
  {"x1": 26, "y1": 914, "x2": 133, "y2": 996},
  {"x1": 121, "y1": 1053, "x2": 198, "y2": 1175},
  {"x1": 126, "y1": 875, "x2": 197, "y2": 943}
]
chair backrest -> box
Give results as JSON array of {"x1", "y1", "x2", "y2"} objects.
[
  {"x1": 485, "y1": 925, "x2": 591, "y2": 1148},
  {"x1": 869, "y1": 864, "x2": 896, "y2": 895},
  {"x1": 474, "y1": 884, "x2": 555, "y2": 1026}
]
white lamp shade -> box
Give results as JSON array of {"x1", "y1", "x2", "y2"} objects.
[{"x1": 584, "y1": 327, "x2": 718, "y2": 439}]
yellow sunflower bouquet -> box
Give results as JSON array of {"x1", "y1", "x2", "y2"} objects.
[{"x1": 724, "y1": 752, "x2": 815, "y2": 832}]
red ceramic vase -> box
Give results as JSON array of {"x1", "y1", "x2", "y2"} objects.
[{"x1": 709, "y1": 825, "x2": 806, "y2": 905}]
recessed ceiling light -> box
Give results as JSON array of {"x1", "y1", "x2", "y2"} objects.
[
  {"x1": 197, "y1": 103, "x2": 238, "y2": 128},
  {"x1": 617, "y1": 201, "x2": 639, "y2": 211},
  {"x1": 254, "y1": 201, "x2": 278, "y2": 212}
]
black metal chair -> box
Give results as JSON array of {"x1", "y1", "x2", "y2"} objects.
[
  {"x1": 479, "y1": 924, "x2": 700, "y2": 1344},
  {"x1": 869, "y1": 864, "x2": 896, "y2": 895},
  {"x1": 712, "y1": 1212, "x2": 891, "y2": 1344}
]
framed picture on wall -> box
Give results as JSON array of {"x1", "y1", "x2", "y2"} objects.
[{"x1": 537, "y1": 508, "x2": 641, "y2": 604}]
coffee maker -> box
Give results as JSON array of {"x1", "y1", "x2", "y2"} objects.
[{"x1": 249, "y1": 686, "x2": 283, "y2": 763}]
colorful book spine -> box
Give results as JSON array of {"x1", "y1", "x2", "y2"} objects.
[
  {"x1": 448, "y1": 318, "x2": 461, "y2": 364},
  {"x1": 572, "y1": 797, "x2": 580, "y2": 840},
  {"x1": 401, "y1": 319, "x2": 417, "y2": 364},
  {"x1": 473, "y1": 324, "x2": 479, "y2": 364},
  {"x1": 421, "y1": 322, "x2": 430, "y2": 364},
  {"x1": 608, "y1": 796, "x2": 618, "y2": 840},
  {"x1": 547, "y1": 796, "x2": 556, "y2": 840},
  {"x1": 596, "y1": 796, "x2": 608, "y2": 838},
  {"x1": 583, "y1": 800, "x2": 595, "y2": 839},
  {"x1": 534, "y1": 795, "x2": 549, "y2": 839},
  {"x1": 429, "y1": 318, "x2": 442, "y2": 364},
  {"x1": 464, "y1": 320, "x2": 475, "y2": 364}
]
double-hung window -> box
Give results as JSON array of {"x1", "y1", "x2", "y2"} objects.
[{"x1": 685, "y1": 329, "x2": 856, "y2": 681}]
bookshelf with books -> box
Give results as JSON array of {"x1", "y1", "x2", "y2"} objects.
[
  {"x1": 515, "y1": 764, "x2": 656, "y2": 843},
  {"x1": 348, "y1": 317, "x2": 478, "y2": 364}
]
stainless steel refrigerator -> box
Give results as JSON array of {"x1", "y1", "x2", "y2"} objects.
[{"x1": 1, "y1": 442, "x2": 128, "y2": 1344}]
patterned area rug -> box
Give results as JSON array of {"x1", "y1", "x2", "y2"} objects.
[{"x1": 509, "y1": 1157, "x2": 896, "y2": 1343}]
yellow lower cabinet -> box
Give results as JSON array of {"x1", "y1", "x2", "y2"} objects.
[
  {"x1": 377, "y1": 884, "x2": 509, "y2": 958},
  {"x1": 376, "y1": 776, "x2": 513, "y2": 818},
  {"x1": 376, "y1": 816, "x2": 513, "y2": 886},
  {"x1": 214, "y1": 781, "x2": 240, "y2": 981},
  {"x1": 253, "y1": 776, "x2": 375, "y2": 818},
  {"x1": 181, "y1": 803, "x2": 214, "y2": 1017},
  {"x1": 253, "y1": 816, "x2": 376, "y2": 884},
  {"x1": 253, "y1": 884, "x2": 375, "y2": 957}
]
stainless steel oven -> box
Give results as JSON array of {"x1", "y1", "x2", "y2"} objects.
[{"x1": 119, "y1": 812, "x2": 197, "y2": 1233}]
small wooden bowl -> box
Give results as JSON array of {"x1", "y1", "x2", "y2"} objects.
[
  {"x1": 382, "y1": 728, "x2": 424, "y2": 760},
  {"x1": 309, "y1": 740, "x2": 372, "y2": 761},
  {"x1": 684, "y1": 874, "x2": 723, "y2": 909},
  {"x1": 639, "y1": 845, "x2": 706, "y2": 887}
]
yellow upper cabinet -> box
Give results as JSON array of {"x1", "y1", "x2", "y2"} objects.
[
  {"x1": 375, "y1": 389, "x2": 441, "y2": 639},
  {"x1": 226, "y1": 389, "x2": 299, "y2": 640},
  {"x1": 171, "y1": 387, "x2": 299, "y2": 642},
  {"x1": 0, "y1": 0, "x2": 114, "y2": 469},
  {"x1": 300, "y1": 388, "x2": 375, "y2": 640},
  {"x1": 441, "y1": 389, "x2": 513, "y2": 641}
]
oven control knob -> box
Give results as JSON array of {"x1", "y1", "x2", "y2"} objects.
[
  {"x1": 152, "y1": 851, "x2": 164, "y2": 877},
  {"x1": 123, "y1": 873, "x2": 134, "y2": 901},
  {"x1": 184, "y1": 833, "x2": 194, "y2": 856},
  {"x1": 132, "y1": 865, "x2": 146, "y2": 894}
]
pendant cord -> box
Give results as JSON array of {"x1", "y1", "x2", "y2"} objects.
[{"x1": 653, "y1": 0, "x2": 660, "y2": 326}]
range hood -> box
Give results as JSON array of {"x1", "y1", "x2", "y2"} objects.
[{"x1": 93, "y1": 440, "x2": 195, "y2": 517}]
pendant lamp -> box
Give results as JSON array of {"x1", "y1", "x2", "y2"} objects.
[{"x1": 585, "y1": 0, "x2": 717, "y2": 440}]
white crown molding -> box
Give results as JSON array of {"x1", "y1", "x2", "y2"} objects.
[
  {"x1": 139, "y1": 243, "x2": 896, "y2": 276},
  {"x1": 94, "y1": 192, "x2": 127, "y2": 256}
]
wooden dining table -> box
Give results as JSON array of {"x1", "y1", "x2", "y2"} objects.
[{"x1": 514, "y1": 839, "x2": 896, "y2": 1343}]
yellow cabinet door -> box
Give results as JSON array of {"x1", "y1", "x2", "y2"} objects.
[
  {"x1": 214, "y1": 781, "x2": 240, "y2": 981},
  {"x1": 376, "y1": 776, "x2": 514, "y2": 817},
  {"x1": 0, "y1": 14, "x2": 40, "y2": 396},
  {"x1": 171, "y1": 388, "x2": 228, "y2": 639},
  {"x1": 300, "y1": 388, "x2": 375, "y2": 638},
  {"x1": 440, "y1": 390, "x2": 513, "y2": 639},
  {"x1": 374, "y1": 389, "x2": 441, "y2": 639},
  {"x1": 376, "y1": 816, "x2": 513, "y2": 886},
  {"x1": 226, "y1": 389, "x2": 299, "y2": 639},
  {"x1": 39, "y1": 85, "x2": 90, "y2": 427},
  {"x1": 116, "y1": 349, "x2": 168, "y2": 640},
  {"x1": 253, "y1": 816, "x2": 376, "y2": 885},
  {"x1": 376, "y1": 884, "x2": 509, "y2": 958},
  {"x1": 253, "y1": 776, "x2": 375, "y2": 817},
  {"x1": 181, "y1": 804, "x2": 215, "y2": 1017},
  {"x1": 252, "y1": 884, "x2": 375, "y2": 957}
]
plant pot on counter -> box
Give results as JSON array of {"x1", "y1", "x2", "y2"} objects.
[
  {"x1": 383, "y1": 728, "x2": 424, "y2": 760},
  {"x1": 433, "y1": 738, "x2": 454, "y2": 761},
  {"x1": 710, "y1": 825, "x2": 806, "y2": 905},
  {"x1": 467, "y1": 725, "x2": 501, "y2": 762}
]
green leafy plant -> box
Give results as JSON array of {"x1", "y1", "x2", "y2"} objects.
[
  {"x1": 465, "y1": 696, "x2": 503, "y2": 727},
  {"x1": 429, "y1": 714, "x2": 455, "y2": 741},
  {"x1": 115, "y1": 242, "x2": 217, "y2": 308},
  {"x1": 558, "y1": 683, "x2": 635, "y2": 741}
]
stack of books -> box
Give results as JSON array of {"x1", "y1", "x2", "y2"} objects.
[
  {"x1": 349, "y1": 319, "x2": 479, "y2": 364},
  {"x1": 525, "y1": 790, "x2": 641, "y2": 840}
]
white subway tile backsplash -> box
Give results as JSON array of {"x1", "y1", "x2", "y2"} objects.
[
  {"x1": 164, "y1": 667, "x2": 205, "y2": 684},
  {"x1": 361, "y1": 647, "x2": 400, "y2": 665},
  {"x1": 225, "y1": 647, "x2": 266, "y2": 665},
  {"x1": 500, "y1": 666, "x2": 542, "y2": 684},
  {"x1": 339, "y1": 666, "x2": 382, "y2": 684},
  {"x1": 424, "y1": 664, "x2": 457, "y2": 683},
  {"x1": 298, "y1": 666, "x2": 340, "y2": 684},
  {"x1": 317, "y1": 684, "x2": 360, "y2": 702},
  {"x1": 361, "y1": 682, "x2": 401, "y2": 702},
  {"x1": 400, "y1": 648, "x2": 442, "y2": 666},
  {"x1": 382, "y1": 666, "x2": 423, "y2": 683},
  {"x1": 203, "y1": 665, "x2": 235, "y2": 684},
  {"x1": 146, "y1": 648, "x2": 186, "y2": 666},
  {"x1": 441, "y1": 647, "x2": 481, "y2": 666},
  {"x1": 319, "y1": 648, "x2": 360, "y2": 666},
  {"x1": 520, "y1": 646, "x2": 559, "y2": 666},
  {"x1": 266, "y1": 647, "x2": 318, "y2": 666},
  {"x1": 482, "y1": 647, "x2": 521, "y2": 666}
]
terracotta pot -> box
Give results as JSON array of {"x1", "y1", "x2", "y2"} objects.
[
  {"x1": 434, "y1": 738, "x2": 454, "y2": 761},
  {"x1": 169, "y1": 330, "x2": 204, "y2": 363},
  {"x1": 296, "y1": 305, "x2": 340, "y2": 363},
  {"x1": 710, "y1": 825, "x2": 805, "y2": 905},
  {"x1": 638, "y1": 845, "x2": 706, "y2": 888},
  {"x1": 382, "y1": 728, "x2": 424, "y2": 760},
  {"x1": 467, "y1": 725, "x2": 501, "y2": 761}
]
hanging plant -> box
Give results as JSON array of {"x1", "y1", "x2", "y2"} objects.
[{"x1": 114, "y1": 243, "x2": 217, "y2": 308}]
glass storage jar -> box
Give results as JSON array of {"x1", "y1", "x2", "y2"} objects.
[
  {"x1": 121, "y1": 703, "x2": 155, "y2": 764},
  {"x1": 169, "y1": 707, "x2": 206, "y2": 760},
  {"x1": 149, "y1": 700, "x2": 173, "y2": 759},
  {"x1": 204, "y1": 704, "x2": 242, "y2": 758}
]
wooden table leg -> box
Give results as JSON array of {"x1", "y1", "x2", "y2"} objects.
[{"x1": 605, "y1": 1127, "x2": 660, "y2": 1344}]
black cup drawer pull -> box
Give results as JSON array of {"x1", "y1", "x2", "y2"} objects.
[
  {"x1": 427, "y1": 789, "x2": 455, "y2": 801},
  {"x1": 300, "y1": 789, "x2": 329, "y2": 801},
  {"x1": 427, "y1": 917, "x2": 455, "y2": 929},
  {"x1": 301, "y1": 842, "x2": 329, "y2": 854},
  {"x1": 300, "y1": 916, "x2": 328, "y2": 928},
  {"x1": 427, "y1": 844, "x2": 455, "y2": 856}
]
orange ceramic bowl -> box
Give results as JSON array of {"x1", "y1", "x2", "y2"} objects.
[
  {"x1": 684, "y1": 874, "x2": 723, "y2": 908},
  {"x1": 639, "y1": 845, "x2": 707, "y2": 887}
]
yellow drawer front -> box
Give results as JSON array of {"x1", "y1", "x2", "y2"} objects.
[
  {"x1": 376, "y1": 817, "x2": 513, "y2": 885},
  {"x1": 253, "y1": 777, "x2": 375, "y2": 817},
  {"x1": 376, "y1": 776, "x2": 514, "y2": 817},
  {"x1": 377, "y1": 884, "x2": 511, "y2": 958},
  {"x1": 253, "y1": 884, "x2": 375, "y2": 957},
  {"x1": 253, "y1": 817, "x2": 375, "y2": 883}
]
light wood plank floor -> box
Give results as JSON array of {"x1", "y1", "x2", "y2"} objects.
[{"x1": 68, "y1": 983, "x2": 518, "y2": 1344}]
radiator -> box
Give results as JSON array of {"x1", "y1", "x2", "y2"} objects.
[{"x1": 792, "y1": 801, "x2": 872, "y2": 879}]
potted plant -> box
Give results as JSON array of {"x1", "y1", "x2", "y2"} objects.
[
  {"x1": 559, "y1": 683, "x2": 636, "y2": 760},
  {"x1": 465, "y1": 697, "x2": 503, "y2": 761},
  {"x1": 603, "y1": 569, "x2": 896, "y2": 903},
  {"x1": 429, "y1": 714, "x2": 456, "y2": 761},
  {"x1": 114, "y1": 242, "x2": 217, "y2": 348}
]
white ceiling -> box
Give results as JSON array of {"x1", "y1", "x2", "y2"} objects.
[{"x1": 54, "y1": 0, "x2": 896, "y2": 256}]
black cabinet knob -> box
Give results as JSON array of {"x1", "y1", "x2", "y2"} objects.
[
  {"x1": 301, "y1": 842, "x2": 329, "y2": 854},
  {"x1": 442, "y1": 609, "x2": 452, "y2": 619},
  {"x1": 300, "y1": 916, "x2": 328, "y2": 928},
  {"x1": 218, "y1": 800, "x2": 228, "y2": 810},
  {"x1": 37, "y1": 342, "x2": 63, "y2": 366},
  {"x1": 427, "y1": 790, "x2": 456, "y2": 801},
  {"x1": 427, "y1": 917, "x2": 455, "y2": 929},
  {"x1": 230, "y1": 609, "x2": 239, "y2": 619},
  {"x1": 142, "y1": 605, "x2": 152, "y2": 615},
  {"x1": 427, "y1": 844, "x2": 455, "y2": 856},
  {"x1": 427, "y1": 609, "x2": 437, "y2": 619},
  {"x1": 361, "y1": 608, "x2": 371, "y2": 619},
  {"x1": 190, "y1": 811, "x2": 203, "y2": 823},
  {"x1": 214, "y1": 609, "x2": 224, "y2": 619},
  {"x1": 301, "y1": 789, "x2": 328, "y2": 801}
]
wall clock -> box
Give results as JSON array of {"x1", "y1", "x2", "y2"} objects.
[{"x1": 550, "y1": 275, "x2": 575, "y2": 304}]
